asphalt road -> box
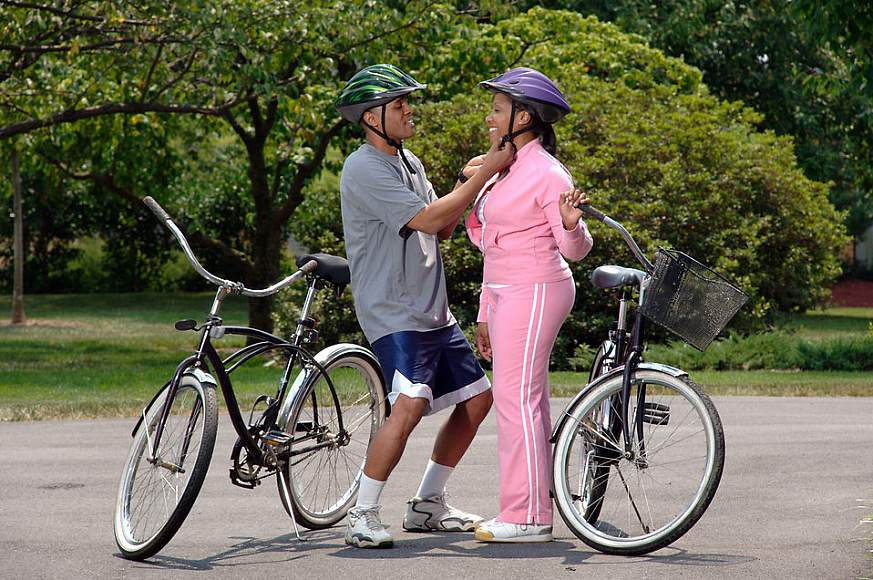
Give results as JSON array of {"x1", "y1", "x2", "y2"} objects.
[{"x1": 1, "y1": 396, "x2": 871, "y2": 579}]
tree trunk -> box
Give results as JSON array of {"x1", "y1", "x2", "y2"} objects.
[
  {"x1": 245, "y1": 135, "x2": 281, "y2": 333},
  {"x1": 11, "y1": 146, "x2": 25, "y2": 325}
]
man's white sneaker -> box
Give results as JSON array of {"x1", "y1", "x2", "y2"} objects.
[
  {"x1": 345, "y1": 505, "x2": 393, "y2": 548},
  {"x1": 402, "y1": 495, "x2": 483, "y2": 532},
  {"x1": 474, "y1": 519, "x2": 553, "y2": 543}
]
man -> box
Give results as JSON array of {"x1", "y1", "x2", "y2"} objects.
[{"x1": 335, "y1": 64, "x2": 512, "y2": 548}]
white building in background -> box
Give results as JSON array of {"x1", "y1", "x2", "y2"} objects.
[{"x1": 856, "y1": 225, "x2": 873, "y2": 270}]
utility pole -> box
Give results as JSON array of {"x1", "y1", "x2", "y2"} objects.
[{"x1": 11, "y1": 146, "x2": 25, "y2": 324}]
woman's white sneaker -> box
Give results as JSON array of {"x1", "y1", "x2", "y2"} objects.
[
  {"x1": 474, "y1": 520, "x2": 553, "y2": 543},
  {"x1": 345, "y1": 505, "x2": 394, "y2": 548}
]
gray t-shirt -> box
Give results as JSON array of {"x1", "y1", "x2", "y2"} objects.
[{"x1": 340, "y1": 143, "x2": 455, "y2": 343}]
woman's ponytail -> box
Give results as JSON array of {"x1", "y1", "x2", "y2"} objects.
[{"x1": 538, "y1": 122, "x2": 557, "y2": 157}]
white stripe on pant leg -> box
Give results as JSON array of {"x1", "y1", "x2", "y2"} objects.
[
  {"x1": 525, "y1": 282, "x2": 547, "y2": 521},
  {"x1": 518, "y1": 283, "x2": 538, "y2": 522}
]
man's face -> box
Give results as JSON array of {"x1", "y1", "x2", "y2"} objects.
[{"x1": 364, "y1": 96, "x2": 415, "y2": 141}]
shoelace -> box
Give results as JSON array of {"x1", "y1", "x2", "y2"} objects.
[{"x1": 355, "y1": 505, "x2": 384, "y2": 529}]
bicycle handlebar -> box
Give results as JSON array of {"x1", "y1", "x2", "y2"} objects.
[
  {"x1": 143, "y1": 196, "x2": 316, "y2": 297},
  {"x1": 578, "y1": 203, "x2": 654, "y2": 273}
]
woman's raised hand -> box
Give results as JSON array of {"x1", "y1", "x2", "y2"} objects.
[{"x1": 559, "y1": 188, "x2": 590, "y2": 231}]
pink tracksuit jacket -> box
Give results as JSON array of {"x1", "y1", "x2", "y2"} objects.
[{"x1": 466, "y1": 139, "x2": 593, "y2": 525}]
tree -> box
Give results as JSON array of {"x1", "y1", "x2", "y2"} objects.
[
  {"x1": 0, "y1": 0, "x2": 459, "y2": 331},
  {"x1": 512, "y1": 0, "x2": 873, "y2": 241},
  {"x1": 9, "y1": 142, "x2": 23, "y2": 323}
]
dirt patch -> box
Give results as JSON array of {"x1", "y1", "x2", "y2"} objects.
[
  {"x1": 830, "y1": 279, "x2": 873, "y2": 307},
  {"x1": 0, "y1": 319, "x2": 92, "y2": 329}
]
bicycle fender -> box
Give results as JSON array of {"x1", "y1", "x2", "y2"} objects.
[
  {"x1": 129, "y1": 365, "x2": 217, "y2": 438},
  {"x1": 550, "y1": 362, "x2": 687, "y2": 443},
  {"x1": 275, "y1": 343, "x2": 383, "y2": 429},
  {"x1": 185, "y1": 367, "x2": 217, "y2": 388}
]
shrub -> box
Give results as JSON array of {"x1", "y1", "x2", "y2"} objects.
[{"x1": 282, "y1": 9, "x2": 848, "y2": 368}]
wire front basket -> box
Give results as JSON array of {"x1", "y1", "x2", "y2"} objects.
[{"x1": 640, "y1": 249, "x2": 749, "y2": 351}]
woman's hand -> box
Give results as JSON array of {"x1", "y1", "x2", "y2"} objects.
[
  {"x1": 559, "y1": 188, "x2": 590, "y2": 231},
  {"x1": 476, "y1": 322, "x2": 492, "y2": 362}
]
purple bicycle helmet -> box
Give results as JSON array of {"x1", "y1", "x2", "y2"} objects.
[
  {"x1": 480, "y1": 67, "x2": 571, "y2": 154},
  {"x1": 480, "y1": 67, "x2": 571, "y2": 123}
]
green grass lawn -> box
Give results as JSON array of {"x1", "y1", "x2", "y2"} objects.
[{"x1": 1, "y1": 293, "x2": 872, "y2": 421}]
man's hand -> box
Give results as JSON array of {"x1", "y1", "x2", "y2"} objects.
[
  {"x1": 559, "y1": 188, "x2": 590, "y2": 230},
  {"x1": 476, "y1": 322, "x2": 492, "y2": 362},
  {"x1": 479, "y1": 138, "x2": 514, "y2": 177},
  {"x1": 459, "y1": 154, "x2": 486, "y2": 182}
]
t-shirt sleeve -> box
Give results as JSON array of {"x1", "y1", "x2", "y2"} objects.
[{"x1": 348, "y1": 158, "x2": 427, "y2": 237}]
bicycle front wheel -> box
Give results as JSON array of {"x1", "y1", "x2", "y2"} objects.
[
  {"x1": 553, "y1": 369, "x2": 724, "y2": 555},
  {"x1": 276, "y1": 348, "x2": 388, "y2": 528},
  {"x1": 114, "y1": 374, "x2": 218, "y2": 560},
  {"x1": 579, "y1": 341, "x2": 617, "y2": 524}
]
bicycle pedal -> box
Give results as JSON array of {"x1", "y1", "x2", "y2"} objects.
[
  {"x1": 229, "y1": 468, "x2": 259, "y2": 489},
  {"x1": 642, "y1": 402, "x2": 670, "y2": 425},
  {"x1": 261, "y1": 430, "x2": 293, "y2": 446}
]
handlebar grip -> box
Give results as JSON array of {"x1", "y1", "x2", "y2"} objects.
[
  {"x1": 300, "y1": 260, "x2": 318, "y2": 274},
  {"x1": 577, "y1": 203, "x2": 607, "y2": 222},
  {"x1": 143, "y1": 196, "x2": 173, "y2": 223}
]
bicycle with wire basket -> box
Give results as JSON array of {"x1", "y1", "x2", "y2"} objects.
[
  {"x1": 113, "y1": 197, "x2": 389, "y2": 561},
  {"x1": 550, "y1": 204, "x2": 748, "y2": 556}
]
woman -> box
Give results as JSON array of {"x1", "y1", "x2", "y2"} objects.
[{"x1": 464, "y1": 67, "x2": 593, "y2": 543}]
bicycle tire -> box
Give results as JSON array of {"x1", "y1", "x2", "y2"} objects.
[
  {"x1": 114, "y1": 374, "x2": 218, "y2": 560},
  {"x1": 276, "y1": 347, "x2": 388, "y2": 528},
  {"x1": 553, "y1": 369, "x2": 724, "y2": 556}
]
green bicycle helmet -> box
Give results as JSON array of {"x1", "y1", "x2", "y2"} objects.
[
  {"x1": 335, "y1": 64, "x2": 426, "y2": 124},
  {"x1": 335, "y1": 64, "x2": 426, "y2": 174}
]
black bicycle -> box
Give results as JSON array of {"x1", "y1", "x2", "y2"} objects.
[
  {"x1": 113, "y1": 197, "x2": 389, "y2": 561},
  {"x1": 551, "y1": 205, "x2": 748, "y2": 555}
]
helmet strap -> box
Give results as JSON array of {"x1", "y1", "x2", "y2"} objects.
[
  {"x1": 499, "y1": 100, "x2": 534, "y2": 169},
  {"x1": 362, "y1": 103, "x2": 417, "y2": 175}
]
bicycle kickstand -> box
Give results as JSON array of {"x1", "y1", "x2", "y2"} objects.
[{"x1": 289, "y1": 508, "x2": 307, "y2": 542}]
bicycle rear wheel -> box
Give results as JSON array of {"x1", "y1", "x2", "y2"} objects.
[
  {"x1": 553, "y1": 369, "x2": 724, "y2": 555},
  {"x1": 114, "y1": 374, "x2": 218, "y2": 560},
  {"x1": 276, "y1": 348, "x2": 388, "y2": 528}
]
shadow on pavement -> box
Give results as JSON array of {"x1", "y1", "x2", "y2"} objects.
[{"x1": 115, "y1": 528, "x2": 755, "y2": 571}]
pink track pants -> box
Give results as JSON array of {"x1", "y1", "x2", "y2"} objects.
[{"x1": 485, "y1": 277, "x2": 575, "y2": 525}]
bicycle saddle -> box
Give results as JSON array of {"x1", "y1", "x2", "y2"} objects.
[
  {"x1": 591, "y1": 265, "x2": 647, "y2": 289},
  {"x1": 296, "y1": 253, "x2": 351, "y2": 286}
]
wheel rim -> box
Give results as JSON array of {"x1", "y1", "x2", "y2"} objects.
[
  {"x1": 115, "y1": 380, "x2": 206, "y2": 551},
  {"x1": 556, "y1": 373, "x2": 719, "y2": 550},
  {"x1": 286, "y1": 356, "x2": 384, "y2": 522}
]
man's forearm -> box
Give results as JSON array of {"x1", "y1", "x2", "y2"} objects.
[{"x1": 408, "y1": 172, "x2": 491, "y2": 235}]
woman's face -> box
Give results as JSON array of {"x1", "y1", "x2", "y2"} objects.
[{"x1": 486, "y1": 92, "x2": 530, "y2": 147}]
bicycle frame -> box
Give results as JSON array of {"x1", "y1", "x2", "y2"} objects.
[
  {"x1": 553, "y1": 204, "x2": 687, "y2": 460},
  {"x1": 136, "y1": 196, "x2": 345, "y2": 475},
  {"x1": 139, "y1": 277, "x2": 344, "y2": 471}
]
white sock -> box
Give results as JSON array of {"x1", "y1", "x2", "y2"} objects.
[
  {"x1": 416, "y1": 459, "x2": 454, "y2": 498},
  {"x1": 356, "y1": 473, "x2": 386, "y2": 508}
]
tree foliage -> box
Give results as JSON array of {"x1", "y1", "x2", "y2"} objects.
[
  {"x1": 0, "y1": 0, "x2": 463, "y2": 329},
  {"x1": 287, "y1": 8, "x2": 848, "y2": 368},
  {"x1": 512, "y1": 0, "x2": 873, "y2": 239}
]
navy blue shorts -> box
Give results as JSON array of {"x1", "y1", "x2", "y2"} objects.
[{"x1": 371, "y1": 324, "x2": 490, "y2": 415}]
